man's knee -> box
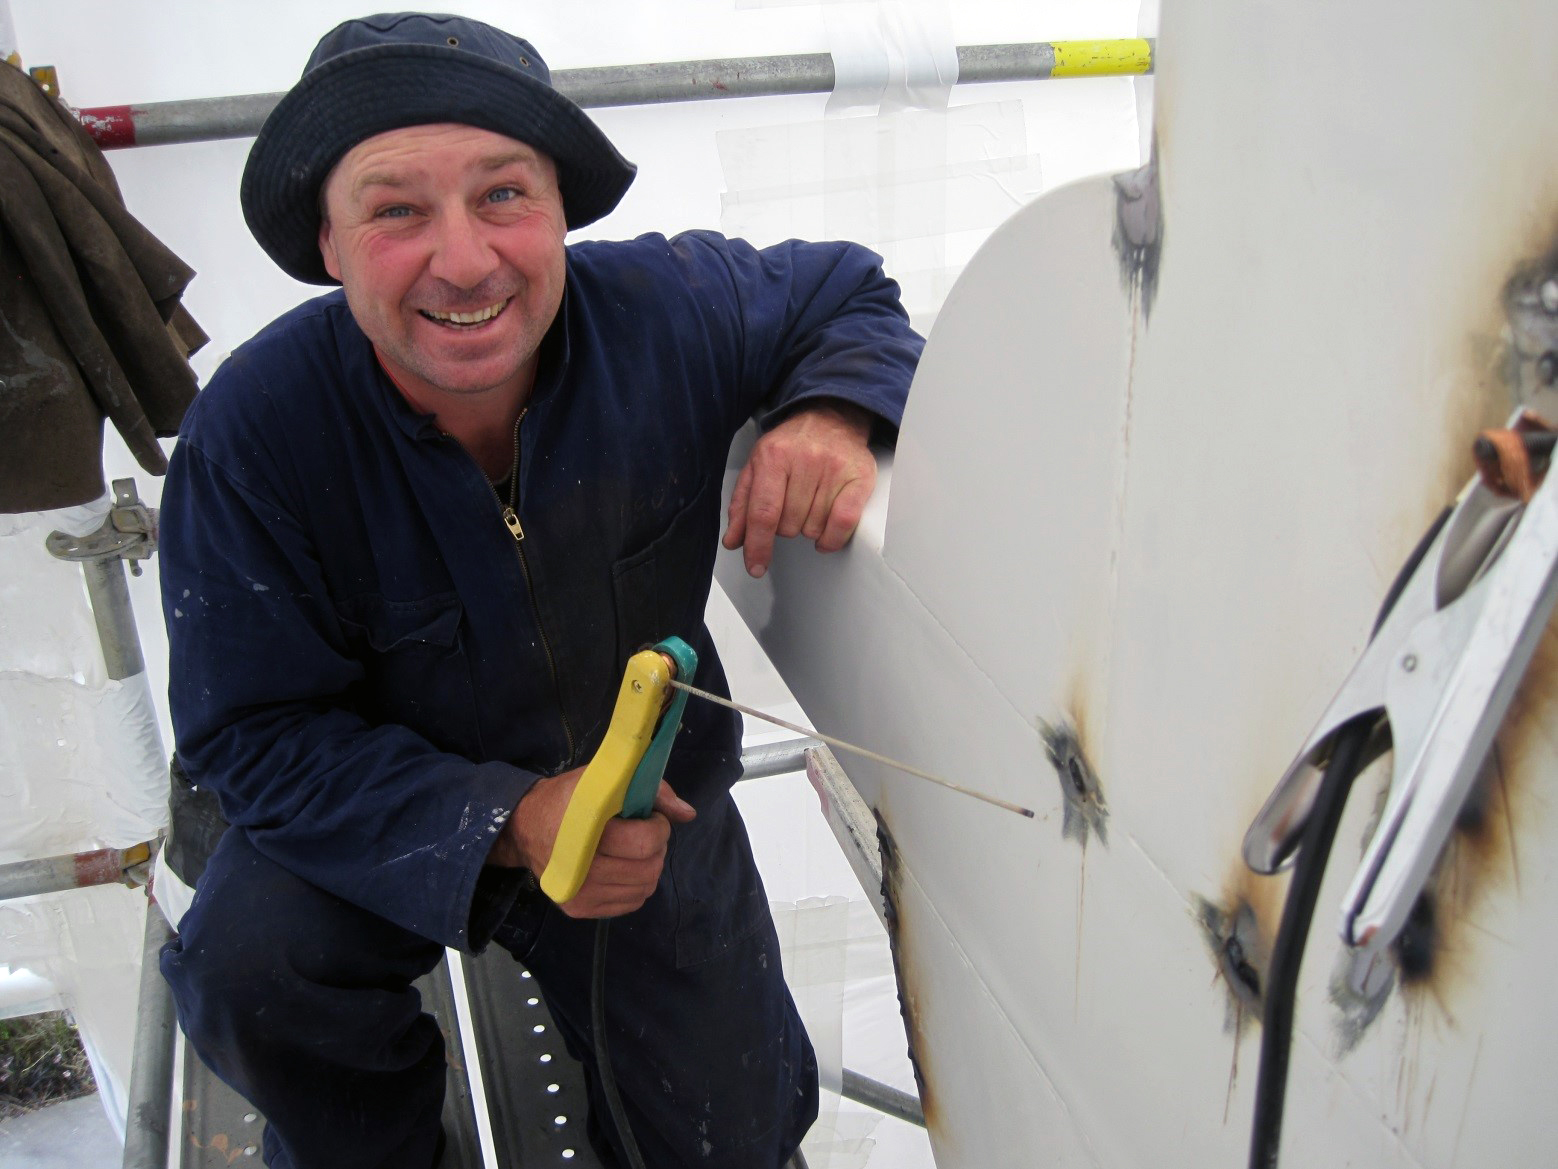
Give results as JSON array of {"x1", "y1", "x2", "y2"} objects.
[{"x1": 162, "y1": 830, "x2": 442, "y2": 1048}]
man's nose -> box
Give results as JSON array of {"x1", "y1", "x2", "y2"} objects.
[{"x1": 427, "y1": 208, "x2": 499, "y2": 289}]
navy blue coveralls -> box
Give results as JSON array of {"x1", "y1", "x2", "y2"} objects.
[{"x1": 157, "y1": 231, "x2": 921, "y2": 1169}]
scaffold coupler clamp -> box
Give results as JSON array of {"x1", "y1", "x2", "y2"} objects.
[
  {"x1": 1242, "y1": 409, "x2": 1558, "y2": 965},
  {"x1": 44, "y1": 478, "x2": 158, "y2": 574}
]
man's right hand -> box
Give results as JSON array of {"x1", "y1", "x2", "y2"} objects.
[{"x1": 490, "y1": 768, "x2": 696, "y2": 918}]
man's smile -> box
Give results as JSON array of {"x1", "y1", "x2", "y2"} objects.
[{"x1": 418, "y1": 297, "x2": 512, "y2": 328}]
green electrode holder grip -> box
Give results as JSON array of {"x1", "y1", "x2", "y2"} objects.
[{"x1": 620, "y1": 636, "x2": 698, "y2": 818}]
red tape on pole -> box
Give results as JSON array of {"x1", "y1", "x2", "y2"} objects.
[{"x1": 76, "y1": 105, "x2": 136, "y2": 148}]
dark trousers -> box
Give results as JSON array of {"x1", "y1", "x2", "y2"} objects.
[{"x1": 162, "y1": 796, "x2": 818, "y2": 1169}]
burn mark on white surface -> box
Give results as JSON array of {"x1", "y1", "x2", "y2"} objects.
[
  {"x1": 1195, "y1": 895, "x2": 1267, "y2": 1026},
  {"x1": 1392, "y1": 892, "x2": 1438, "y2": 984},
  {"x1": 1112, "y1": 139, "x2": 1162, "y2": 319},
  {"x1": 1501, "y1": 247, "x2": 1558, "y2": 407},
  {"x1": 1391, "y1": 747, "x2": 1514, "y2": 1008},
  {"x1": 876, "y1": 812, "x2": 936, "y2": 1134},
  {"x1": 1329, "y1": 943, "x2": 1395, "y2": 1056},
  {"x1": 1194, "y1": 888, "x2": 1274, "y2": 1122},
  {"x1": 1040, "y1": 719, "x2": 1108, "y2": 848}
]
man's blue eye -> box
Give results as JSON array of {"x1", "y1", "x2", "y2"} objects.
[
  {"x1": 377, "y1": 205, "x2": 412, "y2": 219},
  {"x1": 488, "y1": 187, "x2": 520, "y2": 203}
]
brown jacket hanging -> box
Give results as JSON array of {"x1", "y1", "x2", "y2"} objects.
[{"x1": 0, "y1": 60, "x2": 206, "y2": 513}]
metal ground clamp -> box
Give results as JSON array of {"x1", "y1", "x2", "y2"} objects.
[{"x1": 1244, "y1": 409, "x2": 1558, "y2": 960}]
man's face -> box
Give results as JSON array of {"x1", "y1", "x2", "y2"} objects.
[{"x1": 318, "y1": 123, "x2": 568, "y2": 402}]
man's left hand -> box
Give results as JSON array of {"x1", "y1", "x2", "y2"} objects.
[{"x1": 722, "y1": 401, "x2": 876, "y2": 578}]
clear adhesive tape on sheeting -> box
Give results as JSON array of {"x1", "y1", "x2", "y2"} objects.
[
  {"x1": 39, "y1": 492, "x2": 114, "y2": 539},
  {"x1": 772, "y1": 895, "x2": 850, "y2": 1095},
  {"x1": 824, "y1": 1, "x2": 888, "y2": 115},
  {"x1": 152, "y1": 846, "x2": 196, "y2": 931},
  {"x1": 771, "y1": 895, "x2": 912, "y2": 1168},
  {"x1": 878, "y1": 0, "x2": 958, "y2": 112},
  {"x1": 95, "y1": 670, "x2": 171, "y2": 844},
  {"x1": 822, "y1": 0, "x2": 957, "y2": 116}
]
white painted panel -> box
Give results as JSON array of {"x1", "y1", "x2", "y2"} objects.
[
  {"x1": 725, "y1": 0, "x2": 1558, "y2": 1165},
  {"x1": 886, "y1": 174, "x2": 1135, "y2": 731}
]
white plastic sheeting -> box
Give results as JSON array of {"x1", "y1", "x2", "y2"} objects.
[
  {"x1": 0, "y1": 888, "x2": 146, "y2": 1142},
  {"x1": 2, "y1": 0, "x2": 1145, "y2": 1160},
  {"x1": 0, "y1": 498, "x2": 165, "y2": 1142}
]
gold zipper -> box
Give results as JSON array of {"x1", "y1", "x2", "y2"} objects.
[
  {"x1": 497, "y1": 410, "x2": 525, "y2": 542},
  {"x1": 492, "y1": 408, "x2": 577, "y2": 763}
]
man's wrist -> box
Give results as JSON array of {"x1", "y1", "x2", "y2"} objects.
[
  {"x1": 804, "y1": 399, "x2": 874, "y2": 441},
  {"x1": 487, "y1": 831, "x2": 523, "y2": 868}
]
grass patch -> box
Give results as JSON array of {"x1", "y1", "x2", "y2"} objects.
[{"x1": 0, "y1": 1012, "x2": 96, "y2": 1119}]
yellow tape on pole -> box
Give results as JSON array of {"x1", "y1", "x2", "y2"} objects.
[{"x1": 1051, "y1": 39, "x2": 1153, "y2": 78}]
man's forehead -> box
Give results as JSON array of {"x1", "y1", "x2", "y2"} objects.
[{"x1": 332, "y1": 124, "x2": 555, "y2": 191}]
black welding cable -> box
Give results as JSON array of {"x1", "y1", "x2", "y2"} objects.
[
  {"x1": 1246, "y1": 716, "x2": 1372, "y2": 1169},
  {"x1": 593, "y1": 918, "x2": 649, "y2": 1169},
  {"x1": 1247, "y1": 505, "x2": 1452, "y2": 1169}
]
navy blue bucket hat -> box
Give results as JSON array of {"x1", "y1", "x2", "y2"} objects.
[{"x1": 241, "y1": 12, "x2": 637, "y2": 285}]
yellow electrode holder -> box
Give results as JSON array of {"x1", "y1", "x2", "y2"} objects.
[{"x1": 540, "y1": 645, "x2": 684, "y2": 904}]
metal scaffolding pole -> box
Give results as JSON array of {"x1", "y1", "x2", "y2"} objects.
[
  {"x1": 120, "y1": 902, "x2": 177, "y2": 1169},
  {"x1": 0, "y1": 844, "x2": 153, "y2": 902},
  {"x1": 40, "y1": 480, "x2": 175, "y2": 1169},
  {"x1": 841, "y1": 1067, "x2": 926, "y2": 1128},
  {"x1": 73, "y1": 39, "x2": 1153, "y2": 149},
  {"x1": 739, "y1": 736, "x2": 824, "y2": 781}
]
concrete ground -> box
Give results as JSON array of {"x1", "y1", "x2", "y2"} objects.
[{"x1": 0, "y1": 1094, "x2": 120, "y2": 1167}]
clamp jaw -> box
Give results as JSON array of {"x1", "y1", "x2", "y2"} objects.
[
  {"x1": 1244, "y1": 410, "x2": 1558, "y2": 961},
  {"x1": 539, "y1": 637, "x2": 698, "y2": 904}
]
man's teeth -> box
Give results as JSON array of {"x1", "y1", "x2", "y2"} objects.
[{"x1": 424, "y1": 299, "x2": 509, "y2": 324}]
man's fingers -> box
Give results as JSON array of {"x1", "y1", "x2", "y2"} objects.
[
  {"x1": 800, "y1": 489, "x2": 831, "y2": 541},
  {"x1": 722, "y1": 463, "x2": 753, "y2": 551},
  {"x1": 723, "y1": 403, "x2": 877, "y2": 576},
  {"x1": 776, "y1": 463, "x2": 820, "y2": 540},
  {"x1": 582, "y1": 852, "x2": 666, "y2": 890},
  {"x1": 558, "y1": 815, "x2": 671, "y2": 918},
  {"x1": 739, "y1": 460, "x2": 788, "y2": 578},
  {"x1": 559, "y1": 890, "x2": 656, "y2": 919},
  {"x1": 653, "y1": 781, "x2": 697, "y2": 823},
  {"x1": 597, "y1": 813, "x2": 671, "y2": 862},
  {"x1": 817, "y1": 473, "x2": 874, "y2": 553}
]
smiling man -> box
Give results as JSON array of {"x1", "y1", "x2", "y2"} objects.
[{"x1": 156, "y1": 13, "x2": 921, "y2": 1169}]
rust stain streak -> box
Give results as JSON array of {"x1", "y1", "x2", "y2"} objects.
[
  {"x1": 875, "y1": 809, "x2": 939, "y2": 1138},
  {"x1": 1455, "y1": 917, "x2": 1514, "y2": 948},
  {"x1": 1493, "y1": 745, "x2": 1521, "y2": 896},
  {"x1": 1222, "y1": 1002, "x2": 1241, "y2": 1125},
  {"x1": 1074, "y1": 843, "x2": 1086, "y2": 1020},
  {"x1": 1448, "y1": 1034, "x2": 1484, "y2": 1169},
  {"x1": 189, "y1": 1132, "x2": 249, "y2": 1166}
]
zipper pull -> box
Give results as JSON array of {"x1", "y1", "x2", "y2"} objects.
[{"x1": 502, "y1": 507, "x2": 525, "y2": 542}]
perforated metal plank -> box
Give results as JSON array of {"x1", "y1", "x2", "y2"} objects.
[
  {"x1": 422, "y1": 960, "x2": 484, "y2": 1169},
  {"x1": 178, "y1": 957, "x2": 481, "y2": 1168},
  {"x1": 460, "y1": 948, "x2": 606, "y2": 1168}
]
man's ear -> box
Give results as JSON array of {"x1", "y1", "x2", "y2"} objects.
[{"x1": 318, "y1": 210, "x2": 342, "y2": 282}]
